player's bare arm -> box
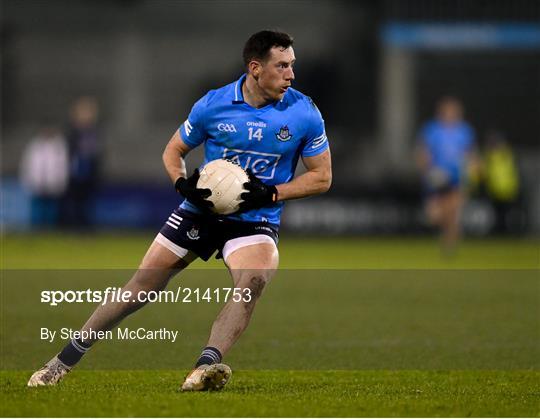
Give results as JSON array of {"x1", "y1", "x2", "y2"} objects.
[
  {"x1": 466, "y1": 149, "x2": 482, "y2": 180},
  {"x1": 163, "y1": 130, "x2": 213, "y2": 210},
  {"x1": 275, "y1": 149, "x2": 332, "y2": 201},
  {"x1": 162, "y1": 130, "x2": 191, "y2": 184},
  {"x1": 415, "y1": 142, "x2": 431, "y2": 174}
]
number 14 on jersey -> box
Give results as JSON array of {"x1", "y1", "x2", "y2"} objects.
[{"x1": 248, "y1": 127, "x2": 263, "y2": 141}]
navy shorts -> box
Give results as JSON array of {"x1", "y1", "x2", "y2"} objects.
[
  {"x1": 423, "y1": 169, "x2": 461, "y2": 197},
  {"x1": 156, "y1": 208, "x2": 279, "y2": 261}
]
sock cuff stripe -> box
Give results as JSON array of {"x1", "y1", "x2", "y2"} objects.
[
  {"x1": 71, "y1": 339, "x2": 89, "y2": 353},
  {"x1": 195, "y1": 346, "x2": 222, "y2": 367},
  {"x1": 201, "y1": 351, "x2": 220, "y2": 362},
  {"x1": 203, "y1": 346, "x2": 222, "y2": 358},
  {"x1": 202, "y1": 348, "x2": 219, "y2": 355}
]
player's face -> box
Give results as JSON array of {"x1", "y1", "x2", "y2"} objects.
[
  {"x1": 437, "y1": 99, "x2": 463, "y2": 124},
  {"x1": 257, "y1": 46, "x2": 296, "y2": 101}
]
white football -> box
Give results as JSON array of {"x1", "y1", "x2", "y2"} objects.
[{"x1": 197, "y1": 159, "x2": 249, "y2": 215}]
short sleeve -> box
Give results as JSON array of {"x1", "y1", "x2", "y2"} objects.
[
  {"x1": 301, "y1": 98, "x2": 329, "y2": 158},
  {"x1": 179, "y1": 94, "x2": 209, "y2": 148}
]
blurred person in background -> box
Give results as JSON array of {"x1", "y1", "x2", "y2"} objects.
[
  {"x1": 63, "y1": 96, "x2": 101, "y2": 229},
  {"x1": 19, "y1": 124, "x2": 69, "y2": 227},
  {"x1": 416, "y1": 96, "x2": 479, "y2": 254},
  {"x1": 482, "y1": 130, "x2": 521, "y2": 234}
]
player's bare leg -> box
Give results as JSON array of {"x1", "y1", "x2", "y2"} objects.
[
  {"x1": 440, "y1": 190, "x2": 464, "y2": 254},
  {"x1": 181, "y1": 241, "x2": 278, "y2": 391},
  {"x1": 426, "y1": 196, "x2": 444, "y2": 227},
  {"x1": 79, "y1": 241, "x2": 190, "y2": 336},
  {"x1": 211, "y1": 242, "x2": 278, "y2": 354},
  {"x1": 28, "y1": 240, "x2": 193, "y2": 386},
  {"x1": 426, "y1": 191, "x2": 464, "y2": 256}
]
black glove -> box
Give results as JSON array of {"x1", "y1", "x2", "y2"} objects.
[
  {"x1": 238, "y1": 169, "x2": 278, "y2": 212},
  {"x1": 175, "y1": 169, "x2": 214, "y2": 211}
]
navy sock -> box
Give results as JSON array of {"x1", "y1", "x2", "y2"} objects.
[
  {"x1": 57, "y1": 338, "x2": 92, "y2": 367},
  {"x1": 195, "y1": 346, "x2": 222, "y2": 367}
]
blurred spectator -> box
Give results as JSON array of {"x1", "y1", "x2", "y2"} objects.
[
  {"x1": 19, "y1": 124, "x2": 69, "y2": 227},
  {"x1": 63, "y1": 96, "x2": 101, "y2": 229},
  {"x1": 416, "y1": 96, "x2": 479, "y2": 254},
  {"x1": 482, "y1": 130, "x2": 521, "y2": 234}
]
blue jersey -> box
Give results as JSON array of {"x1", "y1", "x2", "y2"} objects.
[
  {"x1": 420, "y1": 120, "x2": 474, "y2": 186},
  {"x1": 178, "y1": 74, "x2": 329, "y2": 225}
]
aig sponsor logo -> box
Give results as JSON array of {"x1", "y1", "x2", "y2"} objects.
[
  {"x1": 217, "y1": 123, "x2": 237, "y2": 133},
  {"x1": 222, "y1": 148, "x2": 281, "y2": 180}
]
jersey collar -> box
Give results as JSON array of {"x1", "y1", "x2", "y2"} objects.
[
  {"x1": 232, "y1": 73, "x2": 286, "y2": 106},
  {"x1": 232, "y1": 74, "x2": 247, "y2": 104}
]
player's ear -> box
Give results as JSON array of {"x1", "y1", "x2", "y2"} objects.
[{"x1": 248, "y1": 60, "x2": 261, "y2": 79}]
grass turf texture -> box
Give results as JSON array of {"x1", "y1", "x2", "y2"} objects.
[
  {"x1": 1, "y1": 233, "x2": 539, "y2": 417},
  {"x1": 2, "y1": 232, "x2": 539, "y2": 269},
  {"x1": 2, "y1": 370, "x2": 539, "y2": 417}
]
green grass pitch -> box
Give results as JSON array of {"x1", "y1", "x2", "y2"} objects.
[
  {"x1": 2, "y1": 370, "x2": 538, "y2": 417},
  {"x1": 1, "y1": 233, "x2": 539, "y2": 417}
]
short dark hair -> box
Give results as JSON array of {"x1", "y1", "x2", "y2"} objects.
[{"x1": 242, "y1": 30, "x2": 294, "y2": 67}]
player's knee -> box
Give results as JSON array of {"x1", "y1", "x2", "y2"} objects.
[
  {"x1": 236, "y1": 273, "x2": 268, "y2": 303},
  {"x1": 427, "y1": 206, "x2": 442, "y2": 225},
  {"x1": 247, "y1": 275, "x2": 266, "y2": 300}
]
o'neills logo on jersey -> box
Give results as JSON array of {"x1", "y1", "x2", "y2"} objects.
[
  {"x1": 246, "y1": 121, "x2": 267, "y2": 128},
  {"x1": 276, "y1": 125, "x2": 292, "y2": 142}
]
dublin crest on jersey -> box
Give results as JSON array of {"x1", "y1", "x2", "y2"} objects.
[
  {"x1": 187, "y1": 227, "x2": 200, "y2": 240},
  {"x1": 275, "y1": 125, "x2": 292, "y2": 142}
]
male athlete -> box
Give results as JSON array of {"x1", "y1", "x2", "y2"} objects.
[
  {"x1": 28, "y1": 30, "x2": 332, "y2": 390},
  {"x1": 416, "y1": 96, "x2": 477, "y2": 253}
]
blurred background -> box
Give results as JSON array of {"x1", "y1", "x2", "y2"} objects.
[{"x1": 1, "y1": 0, "x2": 539, "y2": 238}]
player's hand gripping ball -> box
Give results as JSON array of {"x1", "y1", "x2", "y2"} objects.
[
  {"x1": 175, "y1": 169, "x2": 214, "y2": 211},
  {"x1": 196, "y1": 159, "x2": 249, "y2": 215},
  {"x1": 238, "y1": 169, "x2": 278, "y2": 212}
]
